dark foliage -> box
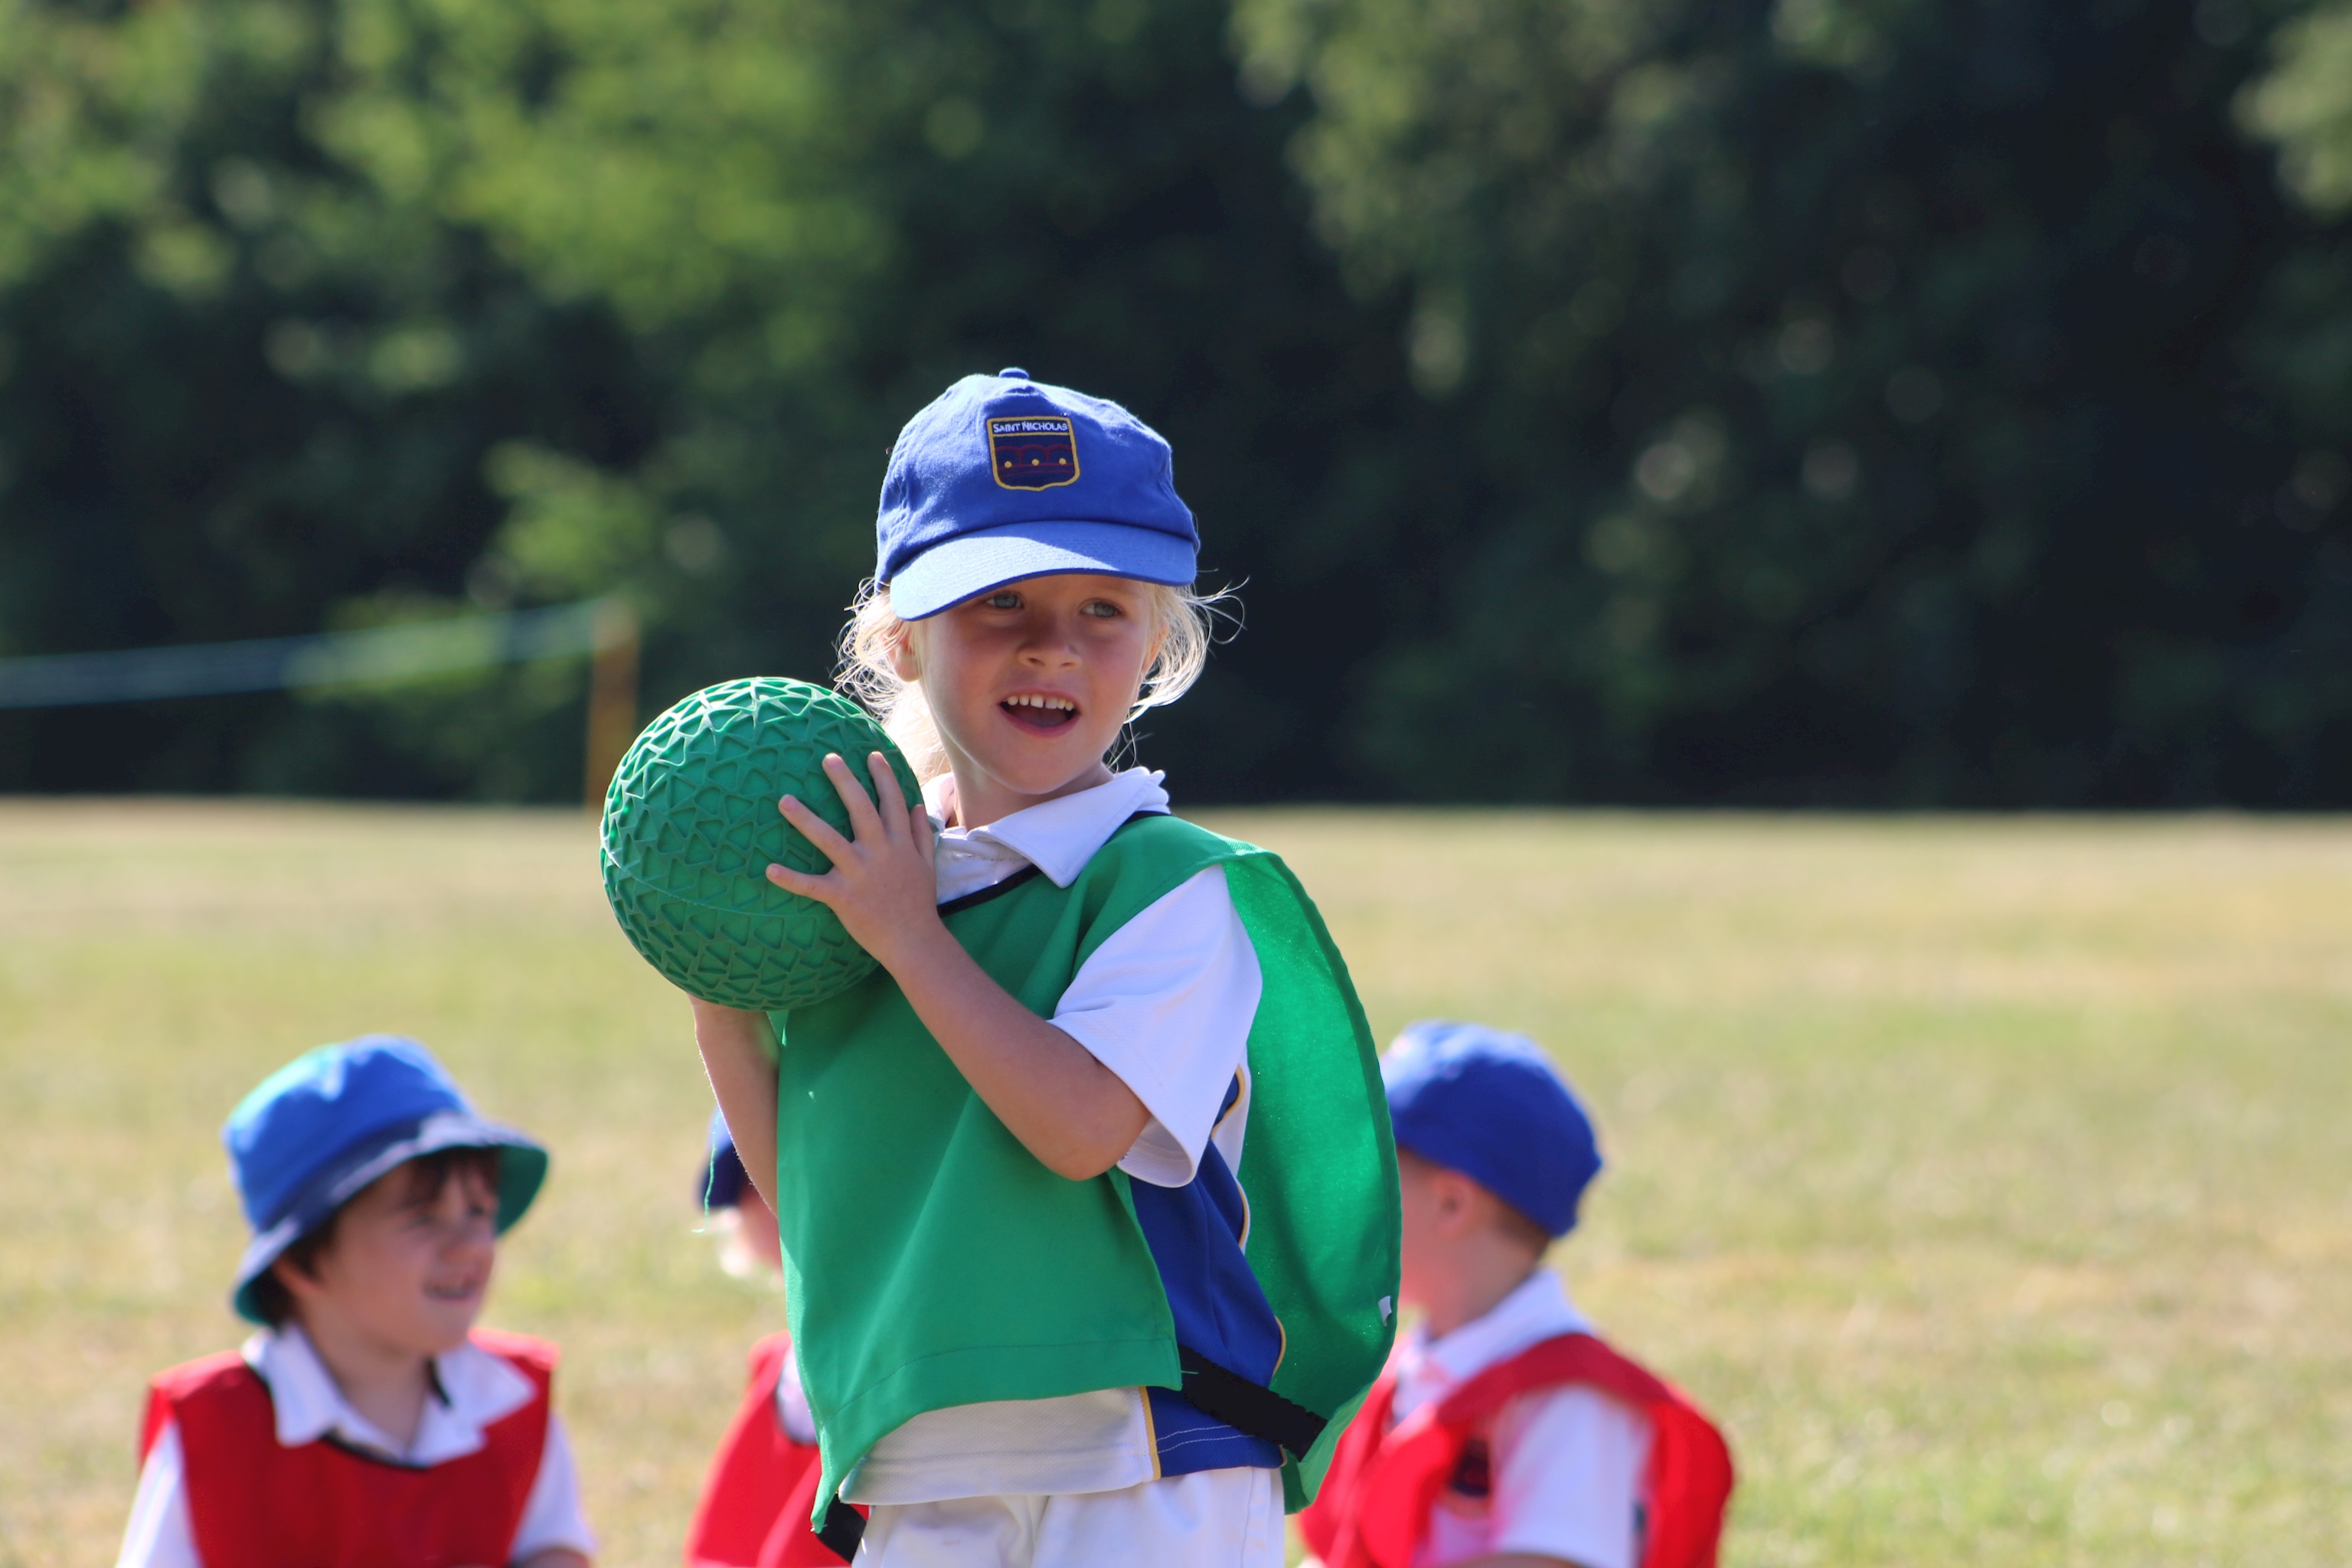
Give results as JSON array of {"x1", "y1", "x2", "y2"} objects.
[{"x1": 4, "y1": 0, "x2": 2350, "y2": 803}]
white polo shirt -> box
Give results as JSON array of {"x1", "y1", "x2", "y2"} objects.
[
  {"x1": 776, "y1": 1339, "x2": 818, "y2": 1444},
  {"x1": 1389, "y1": 1270, "x2": 1651, "y2": 1568},
  {"x1": 842, "y1": 767, "x2": 1264, "y2": 1505},
  {"x1": 116, "y1": 1322, "x2": 596, "y2": 1568}
]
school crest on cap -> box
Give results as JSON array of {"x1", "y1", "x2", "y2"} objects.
[{"x1": 986, "y1": 414, "x2": 1080, "y2": 491}]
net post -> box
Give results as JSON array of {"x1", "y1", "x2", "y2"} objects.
[{"x1": 584, "y1": 598, "x2": 641, "y2": 811}]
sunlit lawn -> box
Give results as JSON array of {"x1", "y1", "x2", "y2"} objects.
[{"x1": 1, "y1": 801, "x2": 2346, "y2": 1565}]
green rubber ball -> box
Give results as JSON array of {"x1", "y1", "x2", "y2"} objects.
[{"x1": 600, "y1": 677, "x2": 923, "y2": 1011}]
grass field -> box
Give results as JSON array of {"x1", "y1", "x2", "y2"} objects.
[{"x1": 2, "y1": 802, "x2": 2346, "y2": 1566}]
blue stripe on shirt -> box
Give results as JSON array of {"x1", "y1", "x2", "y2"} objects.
[{"x1": 1128, "y1": 1073, "x2": 1284, "y2": 1476}]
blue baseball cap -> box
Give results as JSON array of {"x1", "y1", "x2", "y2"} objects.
[
  {"x1": 876, "y1": 368, "x2": 1198, "y2": 619},
  {"x1": 1382, "y1": 1021, "x2": 1602, "y2": 1239},
  {"x1": 222, "y1": 1036, "x2": 547, "y2": 1323},
  {"x1": 701, "y1": 1106, "x2": 750, "y2": 1210}
]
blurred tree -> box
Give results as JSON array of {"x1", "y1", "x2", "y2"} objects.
[
  {"x1": 0, "y1": 0, "x2": 666, "y2": 795},
  {"x1": 7, "y1": 0, "x2": 2352, "y2": 803},
  {"x1": 1235, "y1": 0, "x2": 2352, "y2": 801},
  {"x1": 0, "y1": 0, "x2": 1428, "y2": 801},
  {"x1": 2246, "y1": 0, "x2": 2352, "y2": 210},
  {"x1": 312, "y1": 0, "x2": 1438, "y2": 799}
]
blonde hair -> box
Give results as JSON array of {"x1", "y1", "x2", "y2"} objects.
[{"x1": 836, "y1": 577, "x2": 1230, "y2": 783}]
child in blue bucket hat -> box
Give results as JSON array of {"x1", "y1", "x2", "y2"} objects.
[
  {"x1": 688, "y1": 369, "x2": 1399, "y2": 1568},
  {"x1": 116, "y1": 1036, "x2": 595, "y2": 1568},
  {"x1": 1298, "y1": 1022, "x2": 1734, "y2": 1568}
]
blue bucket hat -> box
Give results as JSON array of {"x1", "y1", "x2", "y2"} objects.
[
  {"x1": 701, "y1": 1106, "x2": 750, "y2": 1211},
  {"x1": 876, "y1": 368, "x2": 1198, "y2": 619},
  {"x1": 222, "y1": 1036, "x2": 547, "y2": 1323},
  {"x1": 1382, "y1": 1021, "x2": 1602, "y2": 1239}
]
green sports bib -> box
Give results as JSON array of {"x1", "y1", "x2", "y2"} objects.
[{"x1": 766, "y1": 813, "x2": 1399, "y2": 1516}]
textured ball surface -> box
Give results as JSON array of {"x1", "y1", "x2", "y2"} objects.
[{"x1": 600, "y1": 678, "x2": 923, "y2": 1011}]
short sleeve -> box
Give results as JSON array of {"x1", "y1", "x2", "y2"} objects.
[
  {"x1": 1049, "y1": 864, "x2": 1263, "y2": 1188},
  {"x1": 115, "y1": 1419, "x2": 202, "y2": 1568},
  {"x1": 1485, "y1": 1385, "x2": 1653, "y2": 1568},
  {"x1": 510, "y1": 1413, "x2": 598, "y2": 1560}
]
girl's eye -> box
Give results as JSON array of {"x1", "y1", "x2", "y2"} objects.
[
  {"x1": 1080, "y1": 600, "x2": 1121, "y2": 619},
  {"x1": 984, "y1": 591, "x2": 1022, "y2": 609}
]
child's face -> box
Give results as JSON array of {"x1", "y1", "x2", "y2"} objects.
[
  {"x1": 1395, "y1": 1148, "x2": 1543, "y2": 1308},
  {"x1": 284, "y1": 1157, "x2": 499, "y2": 1357},
  {"x1": 1395, "y1": 1149, "x2": 1454, "y2": 1308},
  {"x1": 897, "y1": 573, "x2": 1161, "y2": 818}
]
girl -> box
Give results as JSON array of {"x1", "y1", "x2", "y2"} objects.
[{"x1": 691, "y1": 369, "x2": 1398, "y2": 1568}]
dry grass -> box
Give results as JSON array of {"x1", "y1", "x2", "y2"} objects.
[{"x1": 1, "y1": 802, "x2": 2346, "y2": 1565}]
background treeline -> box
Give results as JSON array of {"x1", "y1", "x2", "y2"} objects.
[{"x1": 9, "y1": 0, "x2": 2352, "y2": 804}]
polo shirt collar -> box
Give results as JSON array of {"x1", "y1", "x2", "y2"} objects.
[
  {"x1": 1393, "y1": 1268, "x2": 1593, "y2": 1418},
  {"x1": 244, "y1": 1321, "x2": 535, "y2": 1465},
  {"x1": 929, "y1": 767, "x2": 1171, "y2": 890}
]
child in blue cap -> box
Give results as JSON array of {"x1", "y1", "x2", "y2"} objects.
[
  {"x1": 689, "y1": 370, "x2": 1399, "y2": 1568},
  {"x1": 1298, "y1": 1022, "x2": 1733, "y2": 1568},
  {"x1": 116, "y1": 1035, "x2": 594, "y2": 1568}
]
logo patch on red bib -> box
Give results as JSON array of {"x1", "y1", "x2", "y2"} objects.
[{"x1": 987, "y1": 416, "x2": 1080, "y2": 491}]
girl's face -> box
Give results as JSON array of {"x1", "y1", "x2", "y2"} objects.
[{"x1": 896, "y1": 573, "x2": 1161, "y2": 827}]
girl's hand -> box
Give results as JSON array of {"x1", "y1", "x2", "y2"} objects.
[
  {"x1": 767, "y1": 752, "x2": 1147, "y2": 1181},
  {"x1": 766, "y1": 752, "x2": 942, "y2": 972}
]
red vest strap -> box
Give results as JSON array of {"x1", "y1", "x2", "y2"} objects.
[
  {"x1": 1296, "y1": 1369, "x2": 1400, "y2": 1566},
  {"x1": 142, "y1": 1351, "x2": 247, "y2": 1464},
  {"x1": 1295, "y1": 1332, "x2": 1734, "y2": 1568},
  {"x1": 148, "y1": 1331, "x2": 556, "y2": 1568},
  {"x1": 1434, "y1": 1334, "x2": 1675, "y2": 1426},
  {"x1": 469, "y1": 1327, "x2": 560, "y2": 1390}
]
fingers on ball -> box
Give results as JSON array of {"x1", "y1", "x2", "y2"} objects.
[
  {"x1": 766, "y1": 863, "x2": 826, "y2": 897},
  {"x1": 866, "y1": 751, "x2": 909, "y2": 812}
]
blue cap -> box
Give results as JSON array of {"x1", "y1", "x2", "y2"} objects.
[
  {"x1": 702, "y1": 1106, "x2": 750, "y2": 1210},
  {"x1": 222, "y1": 1036, "x2": 547, "y2": 1323},
  {"x1": 1381, "y1": 1021, "x2": 1602, "y2": 1238},
  {"x1": 877, "y1": 368, "x2": 1198, "y2": 619}
]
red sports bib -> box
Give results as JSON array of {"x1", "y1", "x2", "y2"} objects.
[
  {"x1": 1298, "y1": 1332, "x2": 1733, "y2": 1568},
  {"x1": 684, "y1": 1332, "x2": 859, "y2": 1568},
  {"x1": 141, "y1": 1329, "x2": 556, "y2": 1568}
]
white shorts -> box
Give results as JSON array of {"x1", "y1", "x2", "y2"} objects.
[{"x1": 853, "y1": 1468, "x2": 1285, "y2": 1568}]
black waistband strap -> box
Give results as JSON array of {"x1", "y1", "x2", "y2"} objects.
[
  {"x1": 816, "y1": 1496, "x2": 865, "y2": 1560},
  {"x1": 1176, "y1": 1347, "x2": 1328, "y2": 1460},
  {"x1": 806, "y1": 1351, "x2": 1321, "y2": 1557}
]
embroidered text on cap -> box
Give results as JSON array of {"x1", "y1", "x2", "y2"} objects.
[{"x1": 987, "y1": 415, "x2": 1080, "y2": 491}]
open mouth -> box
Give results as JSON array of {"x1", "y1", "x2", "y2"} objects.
[
  {"x1": 425, "y1": 1277, "x2": 484, "y2": 1305},
  {"x1": 1001, "y1": 692, "x2": 1080, "y2": 733}
]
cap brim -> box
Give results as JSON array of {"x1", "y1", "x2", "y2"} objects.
[
  {"x1": 230, "y1": 1109, "x2": 549, "y2": 1324},
  {"x1": 889, "y1": 520, "x2": 1196, "y2": 619}
]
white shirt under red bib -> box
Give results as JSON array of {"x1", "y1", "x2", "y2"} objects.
[
  {"x1": 116, "y1": 1322, "x2": 593, "y2": 1568},
  {"x1": 1387, "y1": 1271, "x2": 1652, "y2": 1568}
]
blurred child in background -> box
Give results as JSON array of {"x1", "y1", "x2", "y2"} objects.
[
  {"x1": 684, "y1": 1110, "x2": 854, "y2": 1568},
  {"x1": 119, "y1": 1034, "x2": 594, "y2": 1568},
  {"x1": 1299, "y1": 1023, "x2": 1733, "y2": 1568}
]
